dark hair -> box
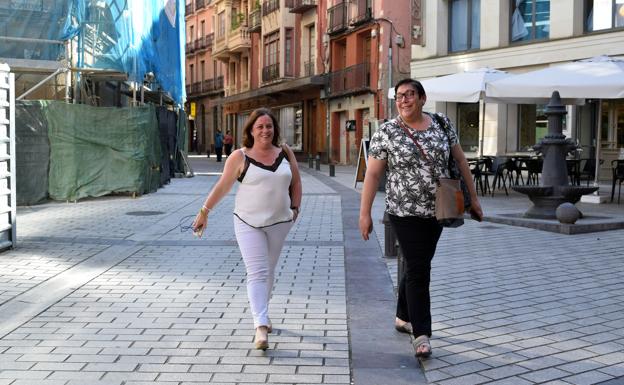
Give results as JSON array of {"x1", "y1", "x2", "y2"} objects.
[
  {"x1": 394, "y1": 78, "x2": 426, "y2": 98},
  {"x1": 242, "y1": 108, "x2": 281, "y2": 148}
]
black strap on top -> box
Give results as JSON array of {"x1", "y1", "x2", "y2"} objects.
[{"x1": 237, "y1": 149, "x2": 288, "y2": 182}]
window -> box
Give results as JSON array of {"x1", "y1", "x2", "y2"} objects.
[
  {"x1": 218, "y1": 11, "x2": 225, "y2": 37},
  {"x1": 200, "y1": 60, "x2": 205, "y2": 82},
  {"x1": 457, "y1": 103, "x2": 479, "y2": 152},
  {"x1": 200, "y1": 21, "x2": 205, "y2": 37},
  {"x1": 189, "y1": 64, "x2": 195, "y2": 84},
  {"x1": 449, "y1": 0, "x2": 480, "y2": 52},
  {"x1": 278, "y1": 105, "x2": 303, "y2": 151},
  {"x1": 511, "y1": 0, "x2": 550, "y2": 42},
  {"x1": 285, "y1": 28, "x2": 293, "y2": 76},
  {"x1": 263, "y1": 31, "x2": 280, "y2": 81},
  {"x1": 518, "y1": 104, "x2": 550, "y2": 150},
  {"x1": 306, "y1": 24, "x2": 316, "y2": 76},
  {"x1": 189, "y1": 25, "x2": 194, "y2": 42},
  {"x1": 585, "y1": 0, "x2": 624, "y2": 32}
]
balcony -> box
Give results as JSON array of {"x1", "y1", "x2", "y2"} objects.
[
  {"x1": 304, "y1": 60, "x2": 315, "y2": 76},
  {"x1": 327, "y1": 2, "x2": 348, "y2": 35},
  {"x1": 205, "y1": 33, "x2": 214, "y2": 50},
  {"x1": 202, "y1": 76, "x2": 224, "y2": 93},
  {"x1": 185, "y1": 3, "x2": 193, "y2": 15},
  {"x1": 248, "y1": 8, "x2": 261, "y2": 32},
  {"x1": 196, "y1": 0, "x2": 205, "y2": 9},
  {"x1": 350, "y1": 6, "x2": 372, "y2": 26},
  {"x1": 262, "y1": 63, "x2": 280, "y2": 82},
  {"x1": 191, "y1": 81, "x2": 202, "y2": 94},
  {"x1": 185, "y1": 41, "x2": 196, "y2": 54},
  {"x1": 212, "y1": 28, "x2": 251, "y2": 60},
  {"x1": 289, "y1": 0, "x2": 316, "y2": 14},
  {"x1": 195, "y1": 36, "x2": 207, "y2": 51},
  {"x1": 187, "y1": 77, "x2": 225, "y2": 96},
  {"x1": 263, "y1": 0, "x2": 279, "y2": 16},
  {"x1": 325, "y1": 62, "x2": 371, "y2": 97}
]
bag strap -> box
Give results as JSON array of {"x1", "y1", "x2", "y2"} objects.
[{"x1": 396, "y1": 116, "x2": 438, "y2": 181}]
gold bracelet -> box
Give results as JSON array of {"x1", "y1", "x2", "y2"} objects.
[{"x1": 200, "y1": 206, "x2": 211, "y2": 215}]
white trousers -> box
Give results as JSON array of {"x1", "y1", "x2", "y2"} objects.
[{"x1": 234, "y1": 217, "x2": 293, "y2": 328}]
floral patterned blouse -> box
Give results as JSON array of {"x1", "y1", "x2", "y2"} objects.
[{"x1": 368, "y1": 112, "x2": 459, "y2": 218}]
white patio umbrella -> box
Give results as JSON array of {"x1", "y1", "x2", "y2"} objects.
[
  {"x1": 486, "y1": 55, "x2": 624, "y2": 187},
  {"x1": 420, "y1": 67, "x2": 512, "y2": 157},
  {"x1": 486, "y1": 55, "x2": 624, "y2": 101}
]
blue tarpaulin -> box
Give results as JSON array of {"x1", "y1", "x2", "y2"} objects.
[{"x1": 0, "y1": 0, "x2": 185, "y2": 105}]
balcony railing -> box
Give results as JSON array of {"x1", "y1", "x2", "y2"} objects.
[
  {"x1": 326, "y1": 62, "x2": 371, "y2": 97},
  {"x1": 290, "y1": 0, "x2": 317, "y2": 13},
  {"x1": 187, "y1": 77, "x2": 225, "y2": 96},
  {"x1": 350, "y1": 6, "x2": 372, "y2": 26},
  {"x1": 185, "y1": 41, "x2": 196, "y2": 54},
  {"x1": 205, "y1": 33, "x2": 214, "y2": 50},
  {"x1": 191, "y1": 81, "x2": 202, "y2": 94},
  {"x1": 202, "y1": 76, "x2": 224, "y2": 92},
  {"x1": 304, "y1": 60, "x2": 315, "y2": 76},
  {"x1": 262, "y1": 0, "x2": 279, "y2": 16},
  {"x1": 327, "y1": 2, "x2": 348, "y2": 35},
  {"x1": 195, "y1": 36, "x2": 206, "y2": 51},
  {"x1": 248, "y1": 8, "x2": 261, "y2": 32},
  {"x1": 262, "y1": 63, "x2": 280, "y2": 82},
  {"x1": 185, "y1": 3, "x2": 193, "y2": 15},
  {"x1": 196, "y1": 0, "x2": 205, "y2": 9}
]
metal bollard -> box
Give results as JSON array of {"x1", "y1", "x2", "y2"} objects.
[
  {"x1": 315, "y1": 155, "x2": 321, "y2": 171},
  {"x1": 308, "y1": 154, "x2": 314, "y2": 168},
  {"x1": 383, "y1": 212, "x2": 397, "y2": 257},
  {"x1": 329, "y1": 163, "x2": 335, "y2": 177}
]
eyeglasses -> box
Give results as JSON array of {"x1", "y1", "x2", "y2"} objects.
[{"x1": 395, "y1": 90, "x2": 417, "y2": 102}]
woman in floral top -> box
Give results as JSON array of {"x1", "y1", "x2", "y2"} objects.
[{"x1": 359, "y1": 78, "x2": 483, "y2": 358}]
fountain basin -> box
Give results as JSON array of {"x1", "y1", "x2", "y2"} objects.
[{"x1": 512, "y1": 185, "x2": 598, "y2": 219}]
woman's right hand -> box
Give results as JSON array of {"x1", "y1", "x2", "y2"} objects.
[
  {"x1": 359, "y1": 214, "x2": 373, "y2": 241},
  {"x1": 192, "y1": 211, "x2": 207, "y2": 236}
]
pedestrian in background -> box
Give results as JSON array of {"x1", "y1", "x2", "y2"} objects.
[
  {"x1": 214, "y1": 129, "x2": 224, "y2": 162},
  {"x1": 224, "y1": 130, "x2": 234, "y2": 156},
  {"x1": 359, "y1": 78, "x2": 483, "y2": 358},
  {"x1": 193, "y1": 108, "x2": 302, "y2": 350}
]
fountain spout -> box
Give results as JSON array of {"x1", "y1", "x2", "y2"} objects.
[{"x1": 512, "y1": 91, "x2": 597, "y2": 219}]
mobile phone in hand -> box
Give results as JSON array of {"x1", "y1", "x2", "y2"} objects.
[{"x1": 193, "y1": 224, "x2": 204, "y2": 238}]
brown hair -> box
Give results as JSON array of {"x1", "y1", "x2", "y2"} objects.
[
  {"x1": 394, "y1": 78, "x2": 426, "y2": 98},
  {"x1": 242, "y1": 108, "x2": 281, "y2": 148}
]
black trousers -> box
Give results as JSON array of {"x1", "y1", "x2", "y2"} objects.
[
  {"x1": 389, "y1": 215, "x2": 442, "y2": 338},
  {"x1": 224, "y1": 144, "x2": 233, "y2": 156},
  {"x1": 215, "y1": 147, "x2": 223, "y2": 162}
]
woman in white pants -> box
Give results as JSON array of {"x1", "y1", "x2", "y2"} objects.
[{"x1": 193, "y1": 108, "x2": 302, "y2": 350}]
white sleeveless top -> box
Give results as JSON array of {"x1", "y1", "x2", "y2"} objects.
[{"x1": 234, "y1": 149, "x2": 294, "y2": 228}]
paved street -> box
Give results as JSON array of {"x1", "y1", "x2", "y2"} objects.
[{"x1": 0, "y1": 155, "x2": 623, "y2": 385}]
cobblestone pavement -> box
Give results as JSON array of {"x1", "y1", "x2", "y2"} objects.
[{"x1": 0, "y1": 156, "x2": 623, "y2": 385}]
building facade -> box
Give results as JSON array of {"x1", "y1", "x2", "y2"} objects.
[
  {"x1": 411, "y1": 0, "x2": 624, "y2": 179},
  {"x1": 185, "y1": 0, "x2": 227, "y2": 154},
  {"x1": 185, "y1": 0, "x2": 412, "y2": 164}
]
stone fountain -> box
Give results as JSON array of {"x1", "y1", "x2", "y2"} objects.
[{"x1": 512, "y1": 91, "x2": 598, "y2": 219}]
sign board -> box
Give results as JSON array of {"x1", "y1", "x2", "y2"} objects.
[
  {"x1": 189, "y1": 102, "x2": 196, "y2": 119},
  {"x1": 354, "y1": 139, "x2": 370, "y2": 188}
]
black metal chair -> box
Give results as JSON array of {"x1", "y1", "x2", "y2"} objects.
[
  {"x1": 578, "y1": 158, "x2": 604, "y2": 186},
  {"x1": 483, "y1": 156, "x2": 510, "y2": 196},
  {"x1": 611, "y1": 160, "x2": 624, "y2": 204},
  {"x1": 525, "y1": 158, "x2": 543, "y2": 185}
]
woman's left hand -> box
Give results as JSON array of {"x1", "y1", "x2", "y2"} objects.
[
  {"x1": 292, "y1": 208, "x2": 299, "y2": 222},
  {"x1": 469, "y1": 199, "x2": 484, "y2": 222}
]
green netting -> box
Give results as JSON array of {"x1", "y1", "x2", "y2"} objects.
[
  {"x1": 16, "y1": 101, "x2": 50, "y2": 206},
  {"x1": 45, "y1": 101, "x2": 161, "y2": 201}
]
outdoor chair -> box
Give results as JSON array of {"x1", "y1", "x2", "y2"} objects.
[
  {"x1": 525, "y1": 158, "x2": 543, "y2": 185},
  {"x1": 469, "y1": 158, "x2": 489, "y2": 196},
  {"x1": 578, "y1": 158, "x2": 604, "y2": 186},
  {"x1": 611, "y1": 160, "x2": 624, "y2": 204},
  {"x1": 483, "y1": 156, "x2": 510, "y2": 196},
  {"x1": 567, "y1": 159, "x2": 581, "y2": 186}
]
